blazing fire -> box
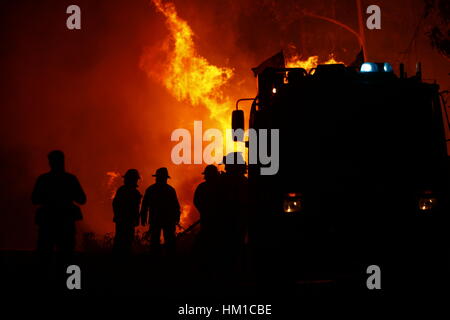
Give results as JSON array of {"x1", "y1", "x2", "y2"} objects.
[
  {"x1": 286, "y1": 54, "x2": 344, "y2": 71},
  {"x1": 140, "y1": 0, "x2": 234, "y2": 131}
]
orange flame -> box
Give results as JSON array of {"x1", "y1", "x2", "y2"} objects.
[
  {"x1": 106, "y1": 171, "x2": 121, "y2": 199},
  {"x1": 141, "y1": 0, "x2": 234, "y2": 131},
  {"x1": 179, "y1": 204, "x2": 192, "y2": 228},
  {"x1": 286, "y1": 54, "x2": 344, "y2": 71}
]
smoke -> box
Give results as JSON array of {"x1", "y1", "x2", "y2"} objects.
[{"x1": 0, "y1": 0, "x2": 448, "y2": 249}]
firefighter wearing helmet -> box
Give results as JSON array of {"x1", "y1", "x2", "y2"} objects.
[
  {"x1": 217, "y1": 152, "x2": 249, "y2": 273},
  {"x1": 112, "y1": 169, "x2": 142, "y2": 255}
]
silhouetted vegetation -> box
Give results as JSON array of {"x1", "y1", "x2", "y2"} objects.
[
  {"x1": 424, "y1": 0, "x2": 450, "y2": 59},
  {"x1": 82, "y1": 230, "x2": 153, "y2": 253}
]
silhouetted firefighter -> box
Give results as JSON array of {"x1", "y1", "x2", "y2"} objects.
[
  {"x1": 140, "y1": 167, "x2": 180, "y2": 256},
  {"x1": 193, "y1": 165, "x2": 220, "y2": 261},
  {"x1": 217, "y1": 152, "x2": 249, "y2": 273},
  {"x1": 112, "y1": 169, "x2": 142, "y2": 255},
  {"x1": 31, "y1": 150, "x2": 86, "y2": 261}
]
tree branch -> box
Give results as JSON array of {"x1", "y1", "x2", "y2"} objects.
[{"x1": 302, "y1": 9, "x2": 366, "y2": 59}]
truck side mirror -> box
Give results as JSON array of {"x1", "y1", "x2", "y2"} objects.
[{"x1": 232, "y1": 109, "x2": 245, "y2": 141}]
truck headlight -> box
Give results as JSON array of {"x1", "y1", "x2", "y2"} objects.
[
  {"x1": 418, "y1": 191, "x2": 437, "y2": 212},
  {"x1": 283, "y1": 192, "x2": 303, "y2": 213}
]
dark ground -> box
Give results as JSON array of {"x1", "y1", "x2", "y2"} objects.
[
  {"x1": 1, "y1": 246, "x2": 446, "y2": 299},
  {"x1": 1, "y1": 242, "x2": 448, "y2": 318}
]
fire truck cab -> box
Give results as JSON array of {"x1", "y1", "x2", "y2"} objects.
[{"x1": 233, "y1": 63, "x2": 449, "y2": 284}]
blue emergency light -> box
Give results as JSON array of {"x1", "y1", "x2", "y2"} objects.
[{"x1": 360, "y1": 62, "x2": 393, "y2": 73}]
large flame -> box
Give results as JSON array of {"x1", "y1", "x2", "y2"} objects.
[{"x1": 140, "y1": 0, "x2": 234, "y2": 131}]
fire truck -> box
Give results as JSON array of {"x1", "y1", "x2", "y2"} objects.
[{"x1": 232, "y1": 62, "x2": 449, "y2": 285}]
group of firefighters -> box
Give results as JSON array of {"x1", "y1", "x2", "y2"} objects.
[{"x1": 32, "y1": 150, "x2": 249, "y2": 268}]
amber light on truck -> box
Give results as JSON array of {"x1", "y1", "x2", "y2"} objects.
[
  {"x1": 283, "y1": 192, "x2": 303, "y2": 213},
  {"x1": 418, "y1": 191, "x2": 437, "y2": 212}
]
